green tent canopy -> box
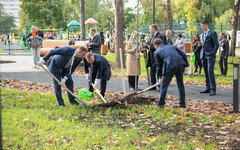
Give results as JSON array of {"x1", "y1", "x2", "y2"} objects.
[
  {"x1": 67, "y1": 20, "x2": 80, "y2": 27},
  {"x1": 67, "y1": 20, "x2": 80, "y2": 40}
]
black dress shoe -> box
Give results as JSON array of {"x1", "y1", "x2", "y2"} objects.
[
  {"x1": 200, "y1": 90, "x2": 210, "y2": 93},
  {"x1": 209, "y1": 91, "x2": 216, "y2": 96},
  {"x1": 179, "y1": 105, "x2": 186, "y2": 108},
  {"x1": 70, "y1": 101, "x2": 79, "y2": 105}
]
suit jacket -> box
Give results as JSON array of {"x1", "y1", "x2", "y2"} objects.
[
  {"x1": 89, "y1": 34, "x2": 101, "y2": 54},
  {"x1": 147, "y1": 31, "x2": 167, "y2": 67},
  {"x1": 200, "y1": 30, "x2": 219, "y2": 59},
  {"x1": 167, "y1": 36, "x2": 173, "y2": 45},
  {"x1": 43, "y1": 46, "x2": 83, "y2": 79},
  {"x1": 219, "y1": 38, "x2": 229, "y2": 57},
  {"x1": 84, "y1": 54, "x2": 111, "y2": 81},
  {"x1": 154, "y1": 45, "x2": 189, "y2": 76}
]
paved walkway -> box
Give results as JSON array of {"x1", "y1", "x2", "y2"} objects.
[{"x1": 0, "y1": 55, "x2": 235, "y2": 103}]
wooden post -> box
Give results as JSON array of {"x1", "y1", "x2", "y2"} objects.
[{"x1": 119, "y1": 48, "x2": 126, "y2": 96}]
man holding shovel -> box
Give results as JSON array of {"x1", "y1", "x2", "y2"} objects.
[
  {"x1": 37, "y1": 46, "x2": 88, "y2": 107},
  {"x1": 84, "y1": 52, "x2": 111, "y2": 98},
  {"x1": 153, "y1": 38, "x2": 189, "y2": 108}
]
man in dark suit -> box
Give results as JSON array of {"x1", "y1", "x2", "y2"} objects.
[
  {"x1": 147, "y1": 24, "x2": 167, "y2": 90},
  {"x1": 219, "y1": 32, "x2": 229, "y2": 76},
  {"x1": 37, "y1": 46, "x2": 88, "y2": 107},
  {"x1": 166, "y1": 30, "x2": 173, "y2": 45},
  {"x1": 88, "y1": 28, "x2": 101, "y2": 54},
  {"x1": 153, "y1": 38, "x2": 189, "y2": 108},
  {"x1": 199, "y1": 21, "x2": 219, "y2": 96},
  {"x1": 84, "y1": 52, "x2": 111, "y2": 97}
]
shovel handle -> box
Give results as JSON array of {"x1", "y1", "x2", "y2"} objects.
[
  {"x1": 41, "y1": 65, "x2": 89, "y2": 107},
  {"x1": 92, "y1": 84, "x2": 107, "y2": 103}
]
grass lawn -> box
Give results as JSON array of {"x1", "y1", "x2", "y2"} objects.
[
  {"x1": 104, "y1": 54, "x2": 240, "y2": 85},
  {"x1": 0, "y1": 49, "x2": 5, "y2": 53},
  {"x1": 2, "y1": 88, "x2": 240, "y2": 149}
]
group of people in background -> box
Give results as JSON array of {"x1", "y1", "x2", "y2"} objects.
[{"x1": 1, "y1": 33, "x2": 15, "y2": 45}]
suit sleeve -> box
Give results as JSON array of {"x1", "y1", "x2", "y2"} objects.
[
  {"x1": 212, "y1": 32, "x2": 219, "y2": 55},
  {"x1": 224, "y1": 40, "x2": 229, "y2": 57},
  {"x1": 154, "y1": 51, "x2": 162, "y2": 77},
  {"x1": 176, "y1": 47, "x2": 189, "y2": 67},
  {"x1": 96, "y1": 60, "x2": 103, "y2": 79},
  {"x1": 83, "y1": 58, "x2": 89, "y2": 74},
  {"x1": 43, "y1": 47, "x2": 70, "y2": 61},
  {"x1": 91, "y1": 36, "x2": 101, "y2": 48}
]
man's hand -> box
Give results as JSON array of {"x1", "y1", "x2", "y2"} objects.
[
  {"x1": 93, "y1": 84, "x2": 97, "y2": 90},
  {"x1": 158, "y1": 77, "x2": 162, "y2": 83},
  {"x1": 61, "y1": 76, "x2": 68, "y2": 85},
  {"x1": 85, "y1": 74, "x2": 90, "y2": 81},
  {"x1": 224, "y1": 56, "x2": 227, "y2": 59},
  {"x1": 93, "y1": 79, "x2": 100, "y2": 90},
  {"x1": 37, "y1": 59, "x2": 45, "y2": 66}
]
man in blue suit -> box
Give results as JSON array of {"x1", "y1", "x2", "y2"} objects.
[
  {"x1": 153, "y1": 38, "x2": 189, "y2": 108},
  {"x1": 37, "y1": 46, "x2": 88, "y2": 107},
  {"x1": 147, "y1": 24, "x2": 167, "y2": 91},
  {"x1": 84, "y1": 52, "x2": 111, "y2": 97},
  {"x1": 199, "y1": 21, "x2": 219, "y2": 96}
]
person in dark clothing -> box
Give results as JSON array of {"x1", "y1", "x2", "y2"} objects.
[
  {"x1": 199, "y1": 21, "x2": 219, "y2": 96},
  {"x1": 84, "y1": 52, "x2": 111, "y2": 97},
  {"x1": 153, "y1": 38, "x2": 189, "y2": 108},
  {"x1": 88, "y1": 28, "x2": 101, "y2": 54},
  {"x1": 36, "y1": 27, "x2": 44, "y2": 39},
  {"x1": 219, "y1": 32, "x2": 229, "y2": 76},
  {"x1": 147, "y1": 24, "x2": 167, "y2": 90},
  {"x1": 99, "y1": 28, "x2": 105, "y2": 45},
  {"x1": 37, "y1": 46, "x2": 88, "y2": 107},
  {"x1": 192, "y1": 34, "x2": 202, "y2": 73},
  {"x1": 166, "y1": 30, "x2": 173, "y2": 45}
]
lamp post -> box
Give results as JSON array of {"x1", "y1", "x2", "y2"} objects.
[{"x1": 233, "y1": 63, "x2": 239, "y2": 113}]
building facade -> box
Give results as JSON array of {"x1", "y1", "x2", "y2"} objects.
[{"x1": 0, "y1": 0, "x2": 21, "y2": 26}]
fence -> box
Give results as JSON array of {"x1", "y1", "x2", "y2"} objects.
[{"x1": 139, "y1": 23, "x2": 234, "y2": 42}]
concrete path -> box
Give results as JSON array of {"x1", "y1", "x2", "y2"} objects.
[{"x1": 0, "y1": 55, "x2": 235, "y2": 103}]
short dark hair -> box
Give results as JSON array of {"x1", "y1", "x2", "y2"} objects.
[
  {"x1": 150, "y1": 24, "x2": 158, "y2": 31},
  {"x1": 86, "y1": 52, "x2": 93, "y2": 58},
  {"x1": 153, "y1": 38, "x2": 163, "y2": 46},
  {"x1": 79, "y1": 46, "x2": 88, "y2": 53},
  {"x1": 90, "y1": 28, "x2": 96, "y2": 32},
  {"x1": 201, "y1": 21, "x2": 209, "y2": 25},
  {"x1": 220, "y1": 32, "x2": 225, "y2": 37},
  {"x1": 178, "y1": 33, "x2": 182, "y2": 37}
]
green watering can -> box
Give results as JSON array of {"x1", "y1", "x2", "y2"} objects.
[
  {"x1": 78, "y1": 88, "x2": 94, "y2": 100},
  {"x1": 191, "y1": 55, "x2": 196, "y2": 63}
]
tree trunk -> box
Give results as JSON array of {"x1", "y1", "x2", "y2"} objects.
[
  {"x1": 114, "y1": 0, "x2": 125, "y2": 68},
  {"x1": 80, "y1": 0, "x2": 85, "y2": 40},
  {"x1": 166, "y1": 0, "x2": 173, "y2": 30},
  {"x1": 230, "y1": 0, "x2": 239, "y2": 56}
]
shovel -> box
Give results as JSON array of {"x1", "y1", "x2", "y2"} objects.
[
  {"x1": 92, "y1": 83, "x2": 107, "y2": 103},
  {"x1": 41, "y1": 65, "x2": 89, "y2": 107},
  {"x1": 125, "y1": 81, "x2": 161, "y2": 98}
]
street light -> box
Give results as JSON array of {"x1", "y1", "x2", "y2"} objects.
[{"x1": 233, "y1": 63, "x2": 239, "y2": 113}]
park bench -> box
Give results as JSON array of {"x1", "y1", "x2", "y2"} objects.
[{"x1": 40, "y1": 40, "x2": 81, "y2": 56}]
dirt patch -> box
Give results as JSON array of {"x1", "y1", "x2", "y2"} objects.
[
  {"x1": 0, "y1": 78, "x2": 235, "y2": 115},
  {"x1": 0, "y1": 60, "x2": 16, "y2": 64}
]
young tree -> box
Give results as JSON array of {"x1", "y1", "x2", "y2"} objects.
[
  {"x1": 114, "y1": 0, "x2": 126, "y2": 68},
  {"x1": 80, "y1": 0, "x2": 85, "y2": 40},
  {"x1": 0, "y1": 4, "x2": 16, "y2": 34},
  {"x1": 230, "y1": 0, "x2": 239, "y2": 56},
  {"x1": 166, "y1": 0, "x2": 173, "y2": 30},
  {"x1": 184, "y1": 0, "x2": 198, "y2": 41}
]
